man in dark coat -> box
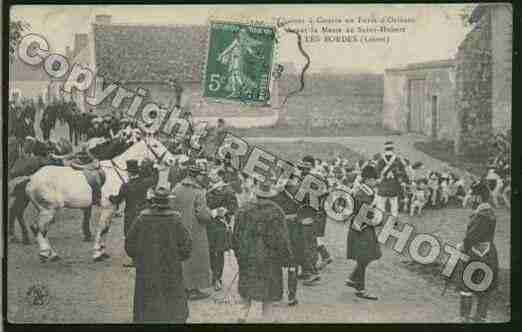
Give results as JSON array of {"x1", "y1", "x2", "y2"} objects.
[
  {"x1": 458, "y1": 179, "x2": 498, "y2": 323},
  {"x1": 206, "y1": 167, "x2": 238, "y2": 291},
  {"x1": 296, "y1": 155, "x2": 324, "y2": 286},
  {"x1": 125, "y1": 187, "x2": 192, "y2": 323},
  {"x1": 41, "y1": 103, "x2": 57, "y2": 141},
  {"x1": 110, "y1": 160, "x2": 158, "y2": 267},
  {"x1": 232, "y1": 182, "x2": 293, "y2": 322},
  {"x1": 266, "y1": 177, "x2": 301, "y2": 306},
  {"x1": 345, "y1": 164, "x2": 382, "y2": 300}
]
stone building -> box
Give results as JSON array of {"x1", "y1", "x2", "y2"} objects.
[
  {"x1": 69, "y1": 15, "x2": 280, "y2": 128},
  {"x1": 454, "y1": 3, "x2": 512, "y2": 155},
  {"x1": 61, "y1": 15, "x2": 383, "y2": 130},
  {"x1": 382, "y1": 60, "x2": 456, "y2": 140},
  {"x1": 9, "y1": 58, "x2": 55, "y2": 102},
  {"x1": 383, "y1": 3, "x2": 512, "y2": 155}
]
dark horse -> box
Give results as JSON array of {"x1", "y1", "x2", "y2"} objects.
[{"x1": 7, "y1": 138, "x2": 131, "y2": 244}]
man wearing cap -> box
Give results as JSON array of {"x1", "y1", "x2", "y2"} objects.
[
  {"x1": 206, "y1": 167, "x2": 238, "y2": 291},
  {"x1": 232, "y1": 180, "x2": 293, "y2": 322},
  {"x1": 457, "y1": 180, "x2": 498, "y2": 323},
  {"x1": 171, "y1": 159, "x2": 213, "y2": 300},
  {"x1": 345, "y1": 164, "x2": 382, "y2": 300},
  {"x1": 266, "y1": 173, "x2": 301, "y2": 306},
  {"x1": 295, "y1": 155, "x2": 324, "y2": 286},
  {"x1": 110, "y1": 160, "x2": 158, "y2": 267},
  {"x1": 125, "y1": 187, "x2": 192, "y2": 323},
  {"x1": 375, "y1": 141, "x2": 408, "y2": 218}
]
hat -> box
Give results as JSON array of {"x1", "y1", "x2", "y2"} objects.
[
  {"x1": 384, "y1": 141, "x2": 394, "y2": 152},
  {"x1": 126, "y1": 160, "x2": 140, "y2": 174},
  {"x1": 76, "y1": 150, "x2": 93, "y2": 163},
  {"x1": 412, "y1": 161, "x2": 423, "y2": 170},
  {"x1": 344, "y1": 166, "x2": 355, "y2": 173},
  {"x1": 361, "y1": 165, "x2": 378, "y2": 180},
  {"x1": 470, "y1": 179, "x2": 490, "y2": 200},
  {"x1": 184, "y1": 158, "x2": 206, "y2": 174},
  {"x1": 254, "y1": 180, "x2": 279, "y2": 198},
  {"x1": 92, "y1": 117, "x2": 102, "y2": 123},
  {"x1": 151, "y1": 187, "x2": 171, "y2": 208},
  {"x1": 297, "y1": 155, "x2": 315, "y2": 170}
]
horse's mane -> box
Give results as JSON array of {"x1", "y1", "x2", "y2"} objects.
[{"x1": 89, "y1": 139, "x2": 132, "y2": 160}]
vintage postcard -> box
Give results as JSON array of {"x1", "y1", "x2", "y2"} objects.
[{"x1": 4, "y1": 3, "x2": 511, "y2": 324}]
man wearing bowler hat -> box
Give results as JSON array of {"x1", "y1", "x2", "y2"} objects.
[
  {"x1": 110, "y1": 159, "x2": 158, "y2": 267},
  {"x1": 125, "y1": 187, "x2": 192, "y2": 323}
]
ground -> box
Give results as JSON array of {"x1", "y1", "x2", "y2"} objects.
[{"x1": 6, "y1": 136, "x2": 510, "y2": 323}]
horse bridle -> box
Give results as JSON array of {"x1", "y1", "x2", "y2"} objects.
[
  {"x1": 136, "y1": 127, "x2": 169, "y2": 165},
  {"x1": 105, "y1": 135, "x2": 167, "y2": 185}
]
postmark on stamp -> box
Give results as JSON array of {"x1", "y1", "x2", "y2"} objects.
[{"x1": 203, "y1": 20, "x2": 276, "y2": 104}]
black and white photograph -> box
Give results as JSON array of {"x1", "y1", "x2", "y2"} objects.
[{"x1": 3, "y1": 3, "x2": 512, "y2": 324}]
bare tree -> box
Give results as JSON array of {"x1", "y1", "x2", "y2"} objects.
[{"x1": 9, "y1": 20, "x2": 31, "y2": 61}]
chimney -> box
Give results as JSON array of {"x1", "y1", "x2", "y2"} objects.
[
  {"x1": 95, "y1": 14, "x2": 112, "y2": 25},
  {"x1": 73, "y1": 33, "x2": 88, "y2": 57}
]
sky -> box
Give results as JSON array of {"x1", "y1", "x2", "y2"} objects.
[{"x1": 11, "y1": 4, "x2": 473, "y2": 73}]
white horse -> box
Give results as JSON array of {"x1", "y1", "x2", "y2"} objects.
[{"x1": 25, "y1": 137, "x2": 180, "y2": 262}]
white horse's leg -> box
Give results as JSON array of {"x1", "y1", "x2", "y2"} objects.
[
  {"x1": 93, "y1": 207, "x2": 114, "y2": 261},
  {"x1": 32, "y1": 208, "x2": 60, "y2": 261}
]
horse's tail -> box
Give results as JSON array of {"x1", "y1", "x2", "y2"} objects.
[{"x1": 13, "y1": 178, "x2": 31, "y2": 202}]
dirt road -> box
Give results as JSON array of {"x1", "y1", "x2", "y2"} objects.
[
  {"x1": 6, "y1": 202, "x2": 510, "y2": 323},
  {"x1": 6, "y1": 133, "x2": 510, "y2": 323}
]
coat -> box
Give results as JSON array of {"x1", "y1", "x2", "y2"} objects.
[
  {"x1": 113, "y1": 173, "x2": 158, "y2": 236},
  {"x1": 457, "y1": 203, "x2": 499, "y2": 294},
  {"x1": 206, "y1": 182, "x2": 238, "y2": 252},
  {"x1": 346, "y1": 184, "x2": 382, "y2": 264},
  {"x1": 125, "y1": 207, "x2": 192, "y2": 323},
  {"x1": 268, "y1": 190, "x2": 300, "y2": 267},
  {"x1": 171, "y1": 177, "x2": 212, "y2": 290},
  {"x1": 375, "y1": 153, "x2": 408, "y2": 197},
  {"x1": 168, "y1": 165, "x2": 188, "y2": 189},
  {"x1": 232, "y1": 199, "x2": 293, "y2": 302}
]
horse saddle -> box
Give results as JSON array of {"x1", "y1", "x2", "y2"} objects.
[
  {"x1": 81, "y1": 168, "x2": 106, "y2": 190},
  {"x1": 74, "y1": 167, "x2": 106, "y2": 205}
]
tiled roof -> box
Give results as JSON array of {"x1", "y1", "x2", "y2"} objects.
[
  {"x1": 385, "y1": 59, "x2": 455, "y2": 73},
  {"x1": 93, "y1": 23, "x2": 208, "y2": 83}
]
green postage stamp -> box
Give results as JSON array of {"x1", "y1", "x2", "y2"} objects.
[{"x1": 203, "y1": 21, "x2": 276, "y2": 104}]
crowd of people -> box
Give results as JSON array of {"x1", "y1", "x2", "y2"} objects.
[
  {"x1": 7, "y1": 100, "x2": 508, "y2": 323},
  {"x1": 112, "y1": 138, "x2": 501, "y2": 323}
]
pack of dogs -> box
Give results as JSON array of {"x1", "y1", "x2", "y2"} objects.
[{"x1": 313, "y1": 155, "x2": 510, "y2": 218}]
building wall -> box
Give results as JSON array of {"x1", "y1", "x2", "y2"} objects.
[
  {"x1": 280, "y1": 73, "x2": 384, "y2": 128},
  {"x1": 91, "y1": 82, "x2": 279, "y2": 128},
  {"x1": 491, "y1": 5, "x2": 512, "y2": 132},
  {"x1": 383, "y1": 65, "x2": 456, "y2": 140},
  {"x1": 9, "y1": 80, "x2": 50, "y2": 101},
  {"x1": 424, "y1": 67, "x2": 457, "y2": 140},
  {"x1": 455, "y1": 11, "x2": 493, "y2": 156},
  {"x1": 383, "y1": 72, "x2": 407, "y2": 131}
]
